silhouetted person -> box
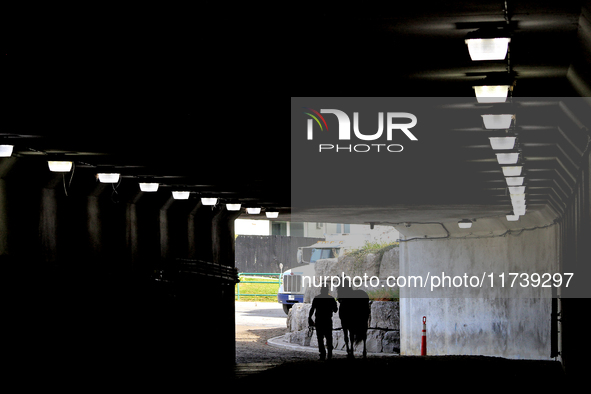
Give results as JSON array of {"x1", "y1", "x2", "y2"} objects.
[
  {"x1": 308, "y1": 285, "x2": 338, "y2": 360},
  {"x1": 338, "y1": 283, "x2": 370, "y2": 359}
]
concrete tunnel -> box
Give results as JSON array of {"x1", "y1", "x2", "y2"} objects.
[
  {"x1": 4, "y1": 0, "x2": 591, "y2": 385},
  {"x1": 1, "y1": 156, "x2": 248, "y2": 378}
]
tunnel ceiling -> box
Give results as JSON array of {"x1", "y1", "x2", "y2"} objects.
[
  {"x1": 289, "y1": 1, "x2": 591, "y2": 226},
  {"x1": 5, "y1": 1, "x2": 591, "y2": 226}
]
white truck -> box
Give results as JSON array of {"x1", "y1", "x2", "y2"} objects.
[{"x1": 277, "y1": 234, "x2": 371, "y2": 314}]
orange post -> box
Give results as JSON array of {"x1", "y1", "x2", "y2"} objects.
[{"x1": 421, "y1": 316, "x2": 427, "y2": 356}]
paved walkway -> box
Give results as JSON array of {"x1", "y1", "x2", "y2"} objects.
[{"x1": 235, "y1": 301, "x2": 286, "y2": 328}]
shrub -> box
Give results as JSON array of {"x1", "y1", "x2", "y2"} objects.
[
  {"x1": 367, "y1": 287, "x2": 399, "y2": 301},
  {"x1": 345, "y1": 241, "x2": 398, "y2": 268}
]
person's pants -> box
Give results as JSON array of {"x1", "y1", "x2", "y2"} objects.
[{"x1": 316, "y1": 325, "x2": 332, "y2": 358}]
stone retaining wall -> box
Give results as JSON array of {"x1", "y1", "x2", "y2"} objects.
[
  {"x1": 285, "y1": 301, "x2": 400, "y2": 354},
  {"x1": 304, "y1": 246, "x2": 399, "y2": 303}
]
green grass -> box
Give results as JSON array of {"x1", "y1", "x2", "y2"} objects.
[{"x1": 235, "y1": 276, "x2": 280, "y2": 302}]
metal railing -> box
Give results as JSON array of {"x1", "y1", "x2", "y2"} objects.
[{"x1": 235, "y1": 272, "x2": 281, "y2": 300}]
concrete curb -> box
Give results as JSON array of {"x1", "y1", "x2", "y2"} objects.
[{"x1": 266, "y1": 335, "x2": 399, "y2": 357}]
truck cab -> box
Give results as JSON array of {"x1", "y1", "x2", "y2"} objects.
[{"x1": 277, "y1": 234, "x2": 370, "y2": 314}]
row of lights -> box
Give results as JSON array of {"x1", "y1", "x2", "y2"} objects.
[
  {"x1": 459, "y1": 26, "x2": 524, "y2": 229},
  {"x1": 0, "y1": 150, "x2": 280, "y2": 218},
  {"x1": 3, "y1": 30, "x2": 518, "y2": 229}
]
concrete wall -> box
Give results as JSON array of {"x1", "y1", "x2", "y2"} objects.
[
  {"x1": 0, "y1": 157, "x2": 243, "y2": 374},
  {"x1": 396, "y1": 218, "x2": 558, "y2": 360}
]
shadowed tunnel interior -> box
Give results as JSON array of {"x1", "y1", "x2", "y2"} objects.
[{"x1": 3, "y1": 0, "x2": 591, "y2": 385}]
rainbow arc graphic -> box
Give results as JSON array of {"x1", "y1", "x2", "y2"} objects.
[{"x1": 302, "y1": 107, "x2": 329, "y2": 131}]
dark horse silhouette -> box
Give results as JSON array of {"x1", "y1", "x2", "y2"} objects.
[{"x1": 338, "y1": 285, "x2": 370, "y2": 359}]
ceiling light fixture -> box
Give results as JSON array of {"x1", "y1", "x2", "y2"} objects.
[
  {"x1": 514, "y1": 206, "x2": 526, "y2": 215},
  {"x1": 226, "y1": 203, "x2": 241, "y2": 211},
  {"x1": 482, "y1": 114, "x2": 514, "y2": 129},
  {"x1": 246, "y1": 207, "x2": 261, "y2": 214},
  {"x1": 510, "y1": 192, "x2": 526, "y2": 200},
  {"x1": 466, "y1": 38, "x2": 511, "y2": 60},
  {"x1": 511, "y1": 199, "x2": 526, "y2": 207},
  {"x1": 172, "y1": 191, "x2": 190, "y2": 200},
  {"x1": 98, "y1": 173, "x2": 120, "y2": 183},
  {"x1": 489, "y1": 137, "x2": 516, "y2": 150},
  {"x1": 265, "y1": 211, "x2": 279, "y2": 218},
  {"x1": 505, "y1": 176, "x2": 524, "y2": 186},
  {"x1": 496, "y1": 152, "x2": 519, "y2": 165},
  {"x1": 201, "y1": 197, "x2": 218, "y2": 206},
  {"x1": 508, "y1": 186, "x2": 525, "y2": 194},
  {"x1": 139, "y1": 182, "x2": 159, "y2": 192},
  {"x1": 465, "y1": 29, "x2": 511, "y2": 61},
  {"x1": 473, "y1": 85, "x2": 510, "y2": 103},
  {"x1": 0, "y1": 145, "x2": 14, "y2": 157},
  {"x1": 502, "y1": 166, "x2": 522, "y2": 176},
  {"x1": 458, "y1": 219, "x2": 473, "y2": 229},
  {"x1": 48, "y1": 161, "x2": 73, "y2": 172}
]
